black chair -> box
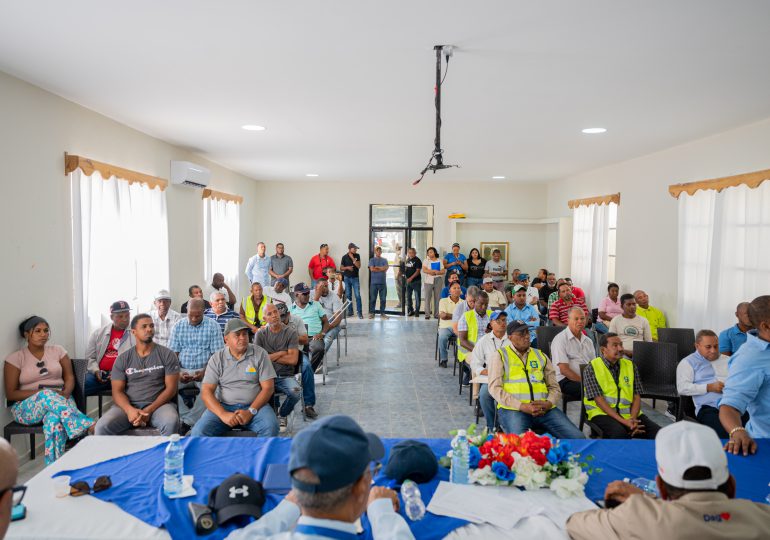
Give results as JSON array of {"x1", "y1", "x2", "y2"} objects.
[
  {"x1": 97, "y1": 388, "x2": 112, "y2": 417},
  {"x1": 535, "y1": 326, "x2": 565, "y2": 359},
  {"x1": 579, "y1": 364, "x2": 603, "y2": 438},
  {"x1": 679, "y1": 395, "x2": 698, "y2": 422},
  {"x1": 591, "y1": 308, "x2": 599, "y2": 325},
  {"x1": 632, "y1": 341, "x2": 681, "y2": 417},
  {"x1": 4, "y1": 358, "x2": 88, "y2": 460},
  {"x1": 658, "y1": 328, "x2": 696, "y2": 361}
]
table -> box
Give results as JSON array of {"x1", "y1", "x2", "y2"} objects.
[{"x1": 8, "y1": 437, "x2": 770, "y2": 540}]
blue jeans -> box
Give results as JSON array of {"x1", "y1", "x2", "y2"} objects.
[
  {"x1": 594, "y1": 322, "x2": 609, "y2": 334},
  {"x1": 190, "y1": 403, "x2": 278, "y2": 437},
  {"x1": 438, "y1": 327, "x2": 454, "y2": 361},
  {"x1": 344, "y1": 276, "x2": 362, "y2": 315},
  {"x1": 497, "y1": 407, "x2": 585, "y2": 439},
  {"x1": 369, "y1": 283, "x2": 387, "y2": 314},
  {"x1": 301, "y1": 354, "x2": 316, "y2": 407},
  {"x1": 478, "y1": 384, "x2": 497, "y2": 430},
  {"x1": 85, "y1": 372, "x2": 111, "y2": 396},
  {"x1": 273, "y1": 377, "x2": 301, "y2": 418},
  {"x1": 406, "y1": 280, "x2": 421, "y2": 314},
  {"x1": 466, "y1": 277, "x2": 483, "y2": 288},
  {"x1": 323, "y1": 325, "x2": 341, "y2": 353}
]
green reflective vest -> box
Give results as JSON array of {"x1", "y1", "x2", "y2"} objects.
[
  {"x1": 497, "y1": 345, "x2": 549, "y2": 410},
  {"x1": 241, "y1": 295, "x2": 271, "y2": 326},
  {"x1": 458, "y1": 309, "x2": 492, "y2": 362},
  {"x1": 583, "y1": 357, "x2": 640, "y2": 420}
]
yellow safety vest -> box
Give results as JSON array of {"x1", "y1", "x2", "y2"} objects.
[
  {"x1": 458, "y1": 309, "x2": 492, "y2": 362},
  {"x1": 497, "y1": 346, "x2": 549, "y2": 410},
  {"x1": 241, "y1": 295, "x2": 271, "y2": 326},
  {"x1": 583, "y1": 357, "x2": 640, "y2": 420}
]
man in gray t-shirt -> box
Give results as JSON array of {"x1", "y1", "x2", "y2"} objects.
[
  {"x1": 191, "y1": 319, "x2": 279, "y2": 437},
  {"x1": 255, "y1": 304, "x2": 300, "y2": 430},
  {"x1": 95, "y1": 314, "x2": 181, "y2": 436}
]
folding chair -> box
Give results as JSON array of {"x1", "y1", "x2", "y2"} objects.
[
  {"x1": 335, "y1": 299, "x2": 352, "y2": 367},
  {"x1": 632, "y1": 341, "x2": 681, "y2": 417},
  {"x1": 535, "y1": 326, "x2": 564, "y2": 359},
  {"x1": 657, "y1": 328, "x2": 696, "y2": 361}
]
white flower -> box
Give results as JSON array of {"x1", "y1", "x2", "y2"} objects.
[
  {"x1": 469, "y1": 465, "x2": 500, "y2": 486},
  {"x1": 549, "y1": 477, "x2": 586, "y2": 498},
  {"x1": 512, "y1": 455, "x2": 548, "y2": 490}
]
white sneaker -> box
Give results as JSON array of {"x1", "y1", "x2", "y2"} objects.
[{"x1": 279, "y1": 416, "x2": 288, "y2": 433}]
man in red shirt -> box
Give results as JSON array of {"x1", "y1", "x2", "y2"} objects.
[
  {"x1": 85, "y1": 300, "x2": 136, "y2": 396},
  {"x1": 549, "y1": 283, "x2": 590, "y2": 326},
  {"x1": 308, "y1": 243, "x2": 336, "y2": 287},
  {"x1": 565, "y1": 277, "x2": 586, "y2": 300}
]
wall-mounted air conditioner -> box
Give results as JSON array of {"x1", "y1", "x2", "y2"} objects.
[{"x1": 170, "y1": 160, "x2": 211, "y2": 188}]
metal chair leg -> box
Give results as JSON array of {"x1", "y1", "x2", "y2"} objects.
[
  {"x1": 336, "y1": 335, "x2": 340, "y2": 367},
  {"x1": 29, "y1": 433, "x2": 36, "y2": 460}
]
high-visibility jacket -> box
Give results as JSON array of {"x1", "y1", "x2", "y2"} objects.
[
  {"x1": 496, "y1": 345, "x2": 549, "y2": 410},
  {"x1": 458, "y1": 309, "x2": 492, "y2": 362},
  {"x1": 583, "y1": 357, "x2": 641, "y2": 420},
  {"x1": 241, "y1": 295, "x2": 271, "y2": 326}
]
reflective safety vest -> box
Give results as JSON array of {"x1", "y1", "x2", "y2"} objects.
[
  {"x1": 241, "y1": 295, "x2": 271, "y2": 326},
  {"x1": 458, "y1": 309, "x2": 492, "y2": 362},
  {"x1": 583, "y1": 357, "x2": 640, "y2": 420},
  {"x1": 497, "y1": 346, "x2": 549, "y2": 410}
]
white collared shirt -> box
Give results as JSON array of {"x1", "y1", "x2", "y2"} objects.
[
  {"x1": 470, "y1": 331, "x2": 511, "y2": 376},
  {"x1": 550, "y1": 326, "x2": 596, "y2": 382}
]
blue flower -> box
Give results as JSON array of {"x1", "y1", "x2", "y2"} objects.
[
  {"x1": 546, "y1": 442, "x2": 572, "y2": 464},
  {"x1": 491, "y1": 461, "x2": 516, "y2": 482},
  {"x1": 468, "y1": 445, "x2": 482, "y2": 468}
]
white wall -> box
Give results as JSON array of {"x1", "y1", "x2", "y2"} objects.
[
  {"x1": 455, "y1": 222, "x2": 554, "y2": 276},
  {"x1": 547, "y1": 116, "x2": 770, "y2": 323},
  {"x1": 0, "y1": 70, "x2": 260, "y2": 443}
]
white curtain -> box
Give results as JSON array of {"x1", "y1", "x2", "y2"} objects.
[
  {"x1": 677, "y1": 181, "x2": 770, "y2": 331},
  {"x1": 570, "y1": 203, "x2": 612, "y2": 308},
  {"x1": 203, "y1": 197, "x2": 240, "y2": 299},
  {"x1": 71, "y1": 170, "x2": 170, "y2": 356}
]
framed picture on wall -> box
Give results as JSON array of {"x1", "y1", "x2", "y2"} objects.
[{"x1": 480, "y1": 242, "x2": 509, "y2": 267}]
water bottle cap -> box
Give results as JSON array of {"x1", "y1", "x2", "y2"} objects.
[
  {"x1": 457, "y1": 429, "x2": 467, "y2": 436},
  {"x1": 170, "y1": 434, "x2": 181, "y2": 442}
]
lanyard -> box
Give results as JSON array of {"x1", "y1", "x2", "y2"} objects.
[{"x1": 294, "y1": 524, "x2": 359, "y2": 540}]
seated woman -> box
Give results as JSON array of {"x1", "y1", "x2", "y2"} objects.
[
  {"x1": 596, "y1": 282, "x2": 623, "y2": 333},
  {"x1": 3, "y1": 316, "x2": 94, "y2": 464}
]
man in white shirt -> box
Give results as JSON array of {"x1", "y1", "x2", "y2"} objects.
[
  {"x1": 150, "y1": 289, "x2": 181, "y2": 348},
  {"x1": 608, "y1": 293, "x2": 652, "y2": 357},
  {"x1": 481, "y1": 278, "x2": 507, "y2": 309},
  {"x1": 245, "y1": 242, "x2": 271, "y2": 286},
  {"x1": 551, "y1": 307, "x2": 596, "y2": 401},
  {"x1": 314, "y1": 280, "x2": 343, "y2": 353},
  {"x1": 471, "y1": 311, "x2": 510, "y2": 430},
  {"x1": 226, "y1": 415, "x2": 413, "y2": 540},
  {"x1": 264, "y1": 278, "x2": 292, "y2": 305},
  {"x1": 517, "y1": 273, "x2": 540, "y2": 307},
  {"x1": 483, "y1": 249, "x2": 507, "y2": 291},
  {"x1": 677, "y1": 329, "x2": 745, "y2": 438}
]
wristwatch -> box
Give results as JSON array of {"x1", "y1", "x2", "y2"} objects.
[{"x1": 248, "y1": 407, "x2": 259, "y2": 415}]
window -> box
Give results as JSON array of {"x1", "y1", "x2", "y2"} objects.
[
  {"x1": 607, "y1": 202, "x2": 617, "y2": 282},
  {"x1": 570, "y1": 201, "x2": 616, "y2": 307},
  {"x1": 203, "y1": 196, "x2": 240, "y2": 300}
]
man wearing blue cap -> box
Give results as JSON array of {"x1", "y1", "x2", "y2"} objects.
[{"x1": 226, "y1": 415, "x2": 414, "y2": 539}]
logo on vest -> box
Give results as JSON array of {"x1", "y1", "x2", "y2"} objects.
[
  {"x1": 623, "y1": 375, "x2": 630, "y2": 385},
  {"x1": 703, "y1": 512, "x2": 731, "y2": 522},
  {"x1": 529, "y1": 360, "x2": 538, "y2": 368},
  {"x1": 229, "y1": 485, "x2": 249, "y2": 499}
]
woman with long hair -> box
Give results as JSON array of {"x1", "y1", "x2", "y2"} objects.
[{"x1": 421, "y1": 246, "x2": 446, "y2": 319}]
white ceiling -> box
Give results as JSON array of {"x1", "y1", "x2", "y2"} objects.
[{"x1": 1, "y1": 1, "x2": 770, "y2": 183}]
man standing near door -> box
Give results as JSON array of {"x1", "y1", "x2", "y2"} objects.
[
  {"x1": 308, "y1": 243, "x2": 335, "y2": 287},
  {"x1": 340, "y1": 242, "x2": 363, "y2": 319},
  {"x1": 404, "y1": 247, "x2": 422, "y2": 316},
  {"x1": 368, "y1": 246, "x2": 389, "y2": 320}
]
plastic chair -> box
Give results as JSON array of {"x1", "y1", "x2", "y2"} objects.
[
  {"x1": 4, "y1": 358, "x2": 88, "y2": 460},
  {"x1": 657, "y1": 328, "x2": 696, "y2": 361},
  {"x1": 535, "y1": 326, "x2": 565, "y2": 359},
  {"x1": 632, "y1": 341, "x2": 681, "y2": 416}
]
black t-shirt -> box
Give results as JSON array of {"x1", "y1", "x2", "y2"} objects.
[
  {"x1": 539, "y1": 284, "x2": 558, "y2": 302},
  {"x1": 532, "y1": 277, "x2": 544, "y2": 287},
  {"x1": 467, "y1": 258, "x2": 487, "y2": 279},
  {"x1": 340, "y1": 253, "x2": 360, "y2": 278},
  {"x1": 404, "y1": 257, "x2": 422, "y2": 281}
]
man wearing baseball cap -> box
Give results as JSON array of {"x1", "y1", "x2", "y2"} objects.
[
  {"x1": 340, "y1": 242, "x2": 363, "y2": 319},
  {"x1": 84, "y1": 300, "x2": 136, "y2": 396},
  {"x1": 567, "y1": 421, "x2": 770, "y2": 538},
  {"x1": 226, "y1": 415, "x2": 413, "y2": 539},
  {"x1": 471, "y1": 310, "x2": 510, "y2": 429},
  {"x1": 150, "y1": 289, "x2": 181, "y2": 348}
]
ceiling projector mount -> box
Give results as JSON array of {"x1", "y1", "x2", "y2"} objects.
[{"x1": 412, "y1": 45, "x2": 460, "y2": 186}]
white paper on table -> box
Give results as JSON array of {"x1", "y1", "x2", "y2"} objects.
[
  {"x1": 519, "y1": 488, "x2": 597, "y2": 528},
  {"x1": 167, "y1": 475, "x2": 197, "y2": 499}
]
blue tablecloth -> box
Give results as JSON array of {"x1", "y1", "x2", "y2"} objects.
[{"x1": 56, "y1": 437, "x2": 770, "y2": 540}]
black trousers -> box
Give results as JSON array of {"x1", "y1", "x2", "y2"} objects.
[
  {"x1": 697, "y1": 405, "x2": 749, "y2": 439},
  {"x1": 591, "y1": 414, "x2": 661, "y2": 439},
  {"x1": 559, "y1": 379, "x2": 582, "y2": 401}
]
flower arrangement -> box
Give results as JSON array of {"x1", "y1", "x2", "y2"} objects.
[{"x1": 439, "y1": 424, "x2": 600, "y2": 498}]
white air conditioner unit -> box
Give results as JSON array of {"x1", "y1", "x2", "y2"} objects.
[{"x1": 170, "y1": 160, "x2": 211, "y2": 189}]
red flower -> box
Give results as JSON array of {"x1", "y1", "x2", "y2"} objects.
[{"x1": 478, "y1": 458, "x2": 490, "y2": 469}]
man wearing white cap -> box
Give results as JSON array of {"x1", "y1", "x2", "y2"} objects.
[
  {"x1": 567, "y1": 421, "x2": 770, "y2": 538},
  {"x1": 151, "y1": 289, "x2": 181, "y2": 348}
]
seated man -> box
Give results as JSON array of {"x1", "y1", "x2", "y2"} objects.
[
  {"x1": 551, "y1": 307, "x2": 595, "y2": 401},
  {"x1": 582, "y1": 333, "x2": 660, "y2": 439},
  {"x1": 0, "y1": 439, "x2": 20, "y2": 539},
  {"x1": 546, "y1": 278, "x2": 567, "y2": 312},
  {"x1": 608, "y1": 293, "x2": 652, "y2": 357},
  {"x1": 168, "y1": 299, "x2": 224, "y2": 433},
  {"x1": 437, "y1": 282, "x2": 463, "y2": 368},
  {"x1": 191, "y1": 319, "x2": 279, "y2": 437},
  {"x1": 678, "y1": 329, "x2": 745, "y2": 438},
  {"x1": 451, "y1": 286, "x2": 480, "y2": 335},
  {"x1": 263, "y1": 277, "x2": 292, "y2": 305},
  {"x1": 567, "y1": 421, "x2": 770, "y2": 539},
  {"x1": 633, "y1": 289, "x2": 667, "y2": 341},
  {"x1": 85, "y1": 300, "x2": 136, "y2": 396},
  {"x1": 517, "y1": 273, "x2": 540, "y2": 307},
  {"x1": 564, "y1": 277, "x2": 585, "y2": 300},
  {"x1": 290, "y1": 283, "x2": 329, "y2": 373},
  {"x1": 256, "y1": 304, "x2": 300, "y2": 433},
  {"x1": 314, "y1": 279, "x2": 344, "y2": 353},
  {"x1": 278, "y1": 303, "x2": 319, "y2": 419},
  {"x1": 150, "y1": 290, "x2": 181, "y2": 348},
  {"x1": 181, "y1": 284, "x2": 211, "y2": 314},
  {"x1": 549, "y1": 283, "x2": 590, "y2": 327},
  {"x1": 323, "y1": 266, "x2": 346, "y2": 299},
  {"x1": 239, "y1": 281, "x2": 271, "y2": 335},
  {"x1": 440, "y1": 271, "x2": 467, "y2": 299},
  {"x1": 95, "y1": 314, "x2": 180, "y2": 435},
  {"x1": 503, "y1": 285, "x2": 539, "y2": 346},
  {"x1": 719, "y1": 301, "x2": 753, "y2": 356},
  {"x1": 458, "y1": 291, "x2": 491, "y2": 387},
  {"x1": 226, "y1": 415, "x2": 412, "y2": 540},
  {"x1": 471, "y1": 310, "x2": 509, "y2": 430},
  {"x1": 206, "y1": 272, "x2": 237, "y2": 310},
  {"x1": 481, "y1": 277, "x2": 507, "y2": 309},
  {"x1": 205, "y1": 291, "x2": 239, "y2": 335},
  {"x1": 488, "y1": 321, "x2": 585, "y2": 439}
]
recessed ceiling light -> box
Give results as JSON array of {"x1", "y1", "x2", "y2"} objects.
[
  {"x1": 241, "y1": 125, "x2": 266, "y2": 131},
  {"x1": 581, "y1": 127, "x2": 607, "y2": 134},
  {"x1": 492, "y1": 176, "x2": 506, "y2": 180},
  {"x1": 306, "y1": 173, "x2": 319, "y2": 177}
]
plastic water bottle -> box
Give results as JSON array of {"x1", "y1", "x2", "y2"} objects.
[
  {"x1": 628, "y1": 477, "x2": 659, "y2": 497},
  {"x1": 450, "y1": 429, "x2": 470, "y2": 484},
  {"x1": 163, "y1": 434, "x2": 184, "y2": 497},
  {"x1": 400, "y1": 480, "x2": 425, "y2": 521}
]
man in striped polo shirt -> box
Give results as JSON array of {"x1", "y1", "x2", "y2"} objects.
[{"x1": 549, "y1": 283, "x2": 590, "y2": 327}]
